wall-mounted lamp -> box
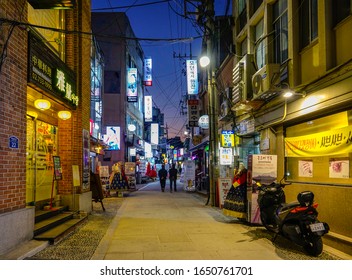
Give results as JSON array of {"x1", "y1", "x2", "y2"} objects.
[
  {"x1": 34, "y1": 99, "x2": 51, "y2": 110},
  {"x1": 283, "y1": 90, "x2": 306, "y2": 98},
  {"x1": 58, "y1": 110, "x2": 72, "y2": 120}
]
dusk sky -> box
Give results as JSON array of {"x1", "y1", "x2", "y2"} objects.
[{"x1": 91, "y1": 0, "x2": 231, "y2": 138}]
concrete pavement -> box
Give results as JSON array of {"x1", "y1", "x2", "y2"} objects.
[{"x1": 91, "y1": 180, "x2": 348, "y2": 260}]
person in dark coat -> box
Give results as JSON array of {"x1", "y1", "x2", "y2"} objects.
[
  {"x1": 168, "y1": 163, "x2": 178, "y2": 192},
  {"x1": 158, "y1": 164, "x2": 167, "y2": 192}
]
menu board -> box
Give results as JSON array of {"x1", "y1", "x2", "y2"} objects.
[{"x1": 53, "y1": 156, "x2": 63, "y2": 180}]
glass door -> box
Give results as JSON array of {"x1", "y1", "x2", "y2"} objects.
[{"x1": 26, "y1": 119, "x2": 58, "y2": 206}]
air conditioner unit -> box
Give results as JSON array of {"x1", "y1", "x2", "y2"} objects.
[
  {"x1": 252, "y1": 64, "x2": 281, "y2": 100},
  {"x1": 232, "y1": 54, "x2": 256, "y2": 106},
  {"x1": 219, "y1": 87, "x2": 232, "y2": 120},
  {"x1": 219, "y1": 101, "x2": 229, "y2": 120}
]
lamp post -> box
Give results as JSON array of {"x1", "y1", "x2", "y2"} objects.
[{"x1": 199, "y1": 0, "x2": 218, "y2": 207}]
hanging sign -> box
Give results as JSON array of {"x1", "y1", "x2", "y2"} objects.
[
  {"x1": 198, "y1": 115, "x2": 209, "y2": 129},
  {"x1": 188, "y1": 99, "x2": 199, "y2": 127},
  {"x1": 186, "y1": 60, "x2": 198, "y2": 95}
]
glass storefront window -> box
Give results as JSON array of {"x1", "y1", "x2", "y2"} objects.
[{"x1": 285, "y1": 110, "x2": 352, "y2": 185}]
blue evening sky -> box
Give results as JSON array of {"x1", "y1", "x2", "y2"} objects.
[{"x1": 91, "y1": 0, "x2": 231, "y2": 138}]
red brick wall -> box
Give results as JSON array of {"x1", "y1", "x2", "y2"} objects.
[
  {"x1": 58, "y1": 0, "x2": 91, "y2": 194},
  {"x1": 0, "y1": 0, "x2": 28, "y2": 213}
]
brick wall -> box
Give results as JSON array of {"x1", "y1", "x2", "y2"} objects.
[
  {"x1": 0, "y1": 0, "x2": 28, "y2": 213},
  {"x1": 58, "y1": 0, "x2": 91, "y2": 194}
]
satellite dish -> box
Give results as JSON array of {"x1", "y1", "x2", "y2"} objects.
[{"x1": 252, "y1": 74, "x2": 262, "y2": 94}]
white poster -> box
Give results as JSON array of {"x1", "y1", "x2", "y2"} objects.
[
  {"x1": 218, "y1": 178, "x2": 232, "y2": 208},
  {"x1": 151, "y1": 123, "x2": 159, "y2": 145},
  {"x1": 183, "y1": 160, "x2": 195, "y2": 186},
  {"x1": 329, "y1": 159, "x2": 349, "y2": 178},
  {"x1": 219, "y1": 147, "x2": 233, "y2": 165},
  {"x1": 299, "y1": 160, "x2": 313, "y2": 177}
]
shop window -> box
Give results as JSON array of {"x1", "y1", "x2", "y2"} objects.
[
  {"x1": 285, "y1": 111, "x2": 352, "y2": 186},
  {"x1": 299, "y1": 0, "x2": 318, "y2": 50}
]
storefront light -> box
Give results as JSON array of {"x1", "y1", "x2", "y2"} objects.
[
  {"x1": 58, "y1": 110, "x2": 72, "y2": 120},
  {"x1": 34, "y1": 99, "x2": 51, "y2": 110}
]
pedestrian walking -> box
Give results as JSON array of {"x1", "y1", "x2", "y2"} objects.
[
  {"x1": 168, "y1": 163, "x2": 178, "y2": 192},
  {"x1": 158, "y1": 164, "x2": 167, "y2": 192}
]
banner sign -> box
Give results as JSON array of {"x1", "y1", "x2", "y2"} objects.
[
  {"x1": 127, "y1": 68, "x2": 138, "y2": 102},
  {"x1": 144, "y1": 57, "x2": 152, "y2": 86},
  {"x1": 186, "y1": 60, "x2": 198, "y2": 95},
  {"x1": 144, "y1": 95, "x2": 153, "y2": 122},
  {"x1": 285, "y1": 125, "x2": 352, "y2": 157}
]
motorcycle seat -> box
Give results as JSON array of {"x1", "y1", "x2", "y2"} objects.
[{"x1": 279, "y1": 201, "x2": 301, "y2": 212}]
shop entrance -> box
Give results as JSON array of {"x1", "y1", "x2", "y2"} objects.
[{"x1": 26, "y1": 118, "x2": 58, "y2": 207}]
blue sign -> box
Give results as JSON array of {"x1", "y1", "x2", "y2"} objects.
[{"x1": 9, "y1": 136, "x2": 19, "y2": 149}]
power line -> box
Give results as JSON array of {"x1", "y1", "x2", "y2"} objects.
[
  {"x1": 0, "y1": 17, "x2": 202, "y2": 43},
  {"x1": 92, "y1": 0, "x2": 171, "y2": 11}
]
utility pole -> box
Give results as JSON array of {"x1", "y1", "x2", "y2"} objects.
[{"x1": 205, "y1": 0, "x2": 218, "y2": 207}]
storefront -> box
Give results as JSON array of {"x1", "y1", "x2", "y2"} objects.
[{"x1": 26, "y1": 31, "x2": 77, "y2": 208}]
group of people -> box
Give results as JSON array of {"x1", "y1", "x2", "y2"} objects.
[{"x1": 158, "y1": 163, "x2": 178, "y2": 192}]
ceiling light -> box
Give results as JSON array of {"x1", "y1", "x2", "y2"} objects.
[
  {"x1": 58, "y1": 110, "x2": 72, "y2": 120},
  {"x1": 34, "y1": 99, "x2": 51, "y2": 110}
]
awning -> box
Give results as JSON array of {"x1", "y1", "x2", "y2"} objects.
[{"x1": 188, "y1": 137, "x2": 209, "y2": 152}]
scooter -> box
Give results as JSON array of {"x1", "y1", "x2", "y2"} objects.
[{"x1": 256, "y1": 177, "x2": 329, "y2": 256}]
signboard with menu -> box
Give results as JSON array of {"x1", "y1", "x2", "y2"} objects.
[{"x1": 53, "y1": 156, "x2": 62, "y2": 180}]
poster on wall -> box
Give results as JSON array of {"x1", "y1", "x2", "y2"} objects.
[
  {"x1": 329, "y1": 159, "x2": 349, "y2": 178},
  {"x1": 82, "y1": 129, "x2": 90, "y2": 190},
  {"x1": 298, "y1": 160, "x2": 313, "y2": 177}
]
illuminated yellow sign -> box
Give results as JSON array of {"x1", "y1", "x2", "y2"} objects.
[
  {"x1": 285, "y1": 125, "x2": 352, "y2": 157},
  {"x1": 221, "y1": 130, "x2": 235, "y2": 147}
]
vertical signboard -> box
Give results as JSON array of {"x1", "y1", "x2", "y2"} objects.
[
  {"x1": 151, "y1": 123, "x2": 159, "y2": 145},
  {"x1": 221, "y1": 130, "x2": 235, "y2": 147},
  {"x1": 127, "y1": 68, "x2": 138, "y2": 102},
  {"x1": 144, "y1": 57, "x2": 152, "y2": 86},
  {"x1": 188, "y1": 99, "x2": 199, "y2": 127},
  {"x1": 144, "y1": 95, "x2": 153, "y2": 122},
  {"x1": 186, "y1": 60, "x2": 198, "y2": 95}
]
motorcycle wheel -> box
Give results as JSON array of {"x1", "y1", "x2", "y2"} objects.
[
  {"x1": 304, "y1": 236, "x2": 323, "y2": 256},
  {"x1": 260, "y1": 212, "x2": 279, "y2": 233}
]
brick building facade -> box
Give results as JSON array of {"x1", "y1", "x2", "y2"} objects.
[{"x1": 0, "y1": 0, "x2": 92, "y2": 255}]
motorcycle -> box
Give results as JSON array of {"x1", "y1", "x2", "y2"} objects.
[{"x1": 256, "y1": 177, "x2": 329, "y2": 256}]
